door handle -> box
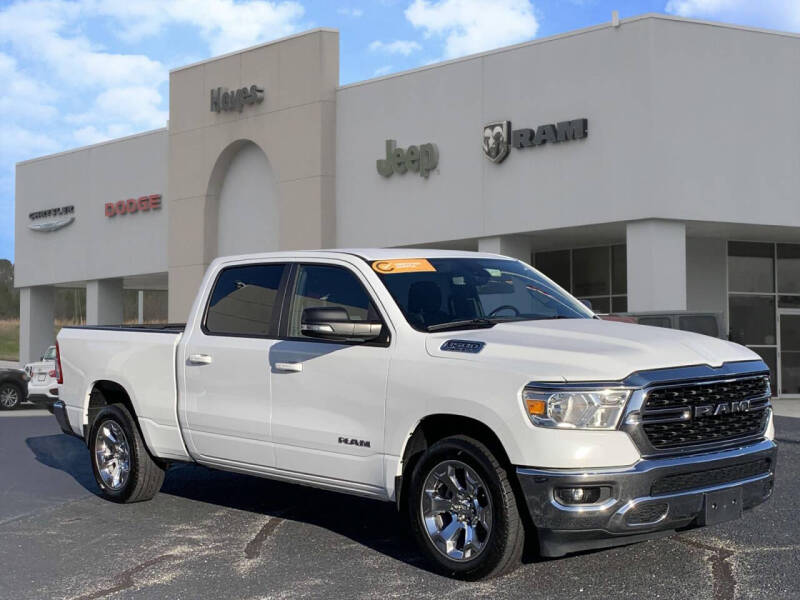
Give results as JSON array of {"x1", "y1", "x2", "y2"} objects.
[
  {"x1": 188, "y1": 353, "x2": 213, "y2": 365},
  {"x1": 275, "y1": 362, "x2": 302, "y2": 372}
]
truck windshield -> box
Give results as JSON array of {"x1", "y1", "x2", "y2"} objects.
[{"x1": 373, "y1": 257, "x2": 593, "y2": 332}]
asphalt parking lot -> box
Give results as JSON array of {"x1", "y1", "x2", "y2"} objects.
[{"x1": 1, "y1": 410, "x2": 798, "y2": 600}]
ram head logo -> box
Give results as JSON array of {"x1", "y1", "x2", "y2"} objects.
[{"x1": 482, "y1": 121, "x2": 510, "y2": 163}]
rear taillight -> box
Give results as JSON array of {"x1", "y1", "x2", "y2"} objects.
[
  {"x1": 48, "y1": 370, "x2": 57, "y2": 378},
  {"x1": 55, "y1": 342, "x2": 63, "y2": 384}
]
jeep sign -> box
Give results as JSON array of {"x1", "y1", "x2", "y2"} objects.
[{"x1": 376, "y1": 140, "x2": 439, "y2": 178}]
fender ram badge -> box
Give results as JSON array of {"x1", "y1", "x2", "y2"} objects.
[{"x1": 440, "y1": 340, "x2": 485, "y2": 354}]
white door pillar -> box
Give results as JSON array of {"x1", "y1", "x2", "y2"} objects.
[
  {"x1": 478, "y1": 235, "x2": 533, "y2": 264},
  {"x1": 86, "y1": 278, "x2": 124, "y2": 325},
  {"x1": 19, "y1": 286, "x2": 55, "y2": 364},
  {"x1": 626, "y1": 220, "x2": 687, "y2": 312}
]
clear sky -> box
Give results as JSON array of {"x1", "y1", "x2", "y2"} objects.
[{"x1": 2, "y1": 0, "x2": 799, "y2": 262}]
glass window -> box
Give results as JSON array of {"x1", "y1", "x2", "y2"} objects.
[
  {"x1": 287, "y1": 265, "x2": 378, "y2": 338},
  {"x1": 43, "y1": 346, "x2": 56, "y2": 361},
  {"x1": 728, "y1": 242, "x2": 774, "y2": 293},
  {"x1": 611, "y1": 296, "x2": 628, "y2": 313},
  {"x1": 728, "y1": 295, "x2": 776, "y2": 345},
  {"x1": 638, "y1": 316, "x2": 672, "y2": 329},
  {"x1": 749, "y1": 346, "x2": 777, "y2": 396},
  {"x1": 376, "y1": 258, "x2": 592, "y2": 331},
  {"x1": 777, "y1": 244, "x2": 800, "y2": 294},
  {"x1": 205, "y1": 264, "x2": 286, "y2": 336},
  {"x1": 579, "y1": 297, "x2": 610, "y2": 313},
  {"x1": 779, "y1": 296, "x2": 800, "y2": 309},
  {"x1": 678, "y1": 315, "x2": 719, "y2": 338},
  {"x1": 573, "y1": 247, "x2": 610, "y2": 297},
  {"x1": 535, "y1": 250, "x2": 570, "y2": 291},
  {"x1": 611, "y1": 245, "x2": 627, "y2": 295}
]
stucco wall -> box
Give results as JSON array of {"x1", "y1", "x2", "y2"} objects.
[
  {"x1": 14, "y1": 129, "x2": 168, "y2": 288},
  {"x1": 334, "y1": 15, "x2": 800, "y2": 248}
]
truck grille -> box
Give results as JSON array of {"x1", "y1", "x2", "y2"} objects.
[{"x1": 641, "y1": 376, "x2": 770, "y2": 450}]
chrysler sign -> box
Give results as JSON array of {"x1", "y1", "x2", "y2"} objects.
[
  {"x1": 482, "y1": 118, "x2": 588, "y2": 163},
  {"x1": 28, "y1": 205, "x2": 75, "y2": 232}
]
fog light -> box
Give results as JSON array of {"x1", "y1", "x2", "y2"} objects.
[{"x1": 556, "y1": 486, "x2": 601, "y2": 505}]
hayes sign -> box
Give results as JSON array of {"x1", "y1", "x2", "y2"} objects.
[
  {"x1": 210, "y1": 85, "x2": 264, "y2": 113},
  {"x1": 482, "y1": 118, "x2": 588, "y2": 163}
]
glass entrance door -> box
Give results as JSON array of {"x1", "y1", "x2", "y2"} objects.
[{"x1": 779, "y1": 311, "x2": 800, "y2": 396}]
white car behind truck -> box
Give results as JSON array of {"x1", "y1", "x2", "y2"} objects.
[
  {"x1": 25, "y1": 345, "x2": 58, "y2": 409},
  {"x1": 53, "y1": 249, "x2": 777, "y2": 579}
]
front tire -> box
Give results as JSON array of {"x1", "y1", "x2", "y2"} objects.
[
  {"x1": 0, "y1": 382, "x2": 22, "y2": 410},
  {"x1": 89, "y1": 401, "x2": 165, "y2": 503},
  {"x1": 407, "y1": 435, "x2": 525, "y2": 579}
]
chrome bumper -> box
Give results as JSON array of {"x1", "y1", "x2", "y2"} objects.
[{"x1": 516, "y1": 438, "x2": 777, "y2": 557}]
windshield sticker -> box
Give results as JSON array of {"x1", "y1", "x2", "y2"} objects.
[{"x1": 372, "y1": 259, "x2": 436, "y2": 274}]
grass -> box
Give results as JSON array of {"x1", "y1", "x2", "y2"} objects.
[
  {"x1": 0, "y1": 319, "x2": 88, "y2": 363},
  {"x1": 0, "y1": 320, "x2": 19, "y2": 362}
]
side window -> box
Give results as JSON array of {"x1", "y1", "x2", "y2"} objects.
[
  {"x1": 287, "y1": 265, "x2": 379, "y2": 338},
  {"x1": 205, "y1": 264, "x2": 286, "y2": 336}
]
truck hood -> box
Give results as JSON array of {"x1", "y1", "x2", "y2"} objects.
[{"x1": 425, "y1": 318, "x2": 759, "y2": 382}]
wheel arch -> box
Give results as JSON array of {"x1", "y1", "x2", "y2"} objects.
[
  {"x1": 395, "y1": 414, "x2": 513, "y2": 509},
  {"x1": 85, "y1": 380, "x2": 150, "y2": 453}
]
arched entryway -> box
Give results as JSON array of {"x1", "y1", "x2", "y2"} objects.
[{"x1": 207, "y1": 140, "x2": 280, "y2": 259}]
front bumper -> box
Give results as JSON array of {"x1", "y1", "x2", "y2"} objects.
[{"x1": 517, "y1": 438, "x2": 777, "y2": 557}]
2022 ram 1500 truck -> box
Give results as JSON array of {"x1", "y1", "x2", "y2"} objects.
[{"x1": 53, "y1": 249, "x2": 777, "y2": 579}]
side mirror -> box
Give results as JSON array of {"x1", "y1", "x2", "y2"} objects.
[{"x1": 300, "y1": 307, "x2": 382, "y2": 342}]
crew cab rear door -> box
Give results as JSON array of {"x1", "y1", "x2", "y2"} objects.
[
  {"x1": 269, "y1": 261, "x2": 391, "y2": 491},
  {"x1": 180, "y1": 261, "x2": 289, "y2": 468}
]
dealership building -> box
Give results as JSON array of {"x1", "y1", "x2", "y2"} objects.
[{"x1": 13, "y1": 13, "x2": 800, "y2": 395}]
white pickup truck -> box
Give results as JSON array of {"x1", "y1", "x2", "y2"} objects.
[{"x1": 53, "y1": 249, "x2": 777, "y2": 579}]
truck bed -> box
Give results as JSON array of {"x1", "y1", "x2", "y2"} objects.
[
  {"x1": 61, "y1": 323, "x2": 186, "y2": 333},
  {"x1": 57, "y1": 325, "x2": 191, "y2": 462}
]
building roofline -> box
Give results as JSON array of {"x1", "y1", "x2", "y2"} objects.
[
  {"x1": 15, "y1": 127, "x2": 168, "y2": 168},
  {"x1": 338, "y1": 12, "x2": 800, "y2": 91},
  {"x1": 170, "y1": 27, "x2": 339, "y2": 74}
]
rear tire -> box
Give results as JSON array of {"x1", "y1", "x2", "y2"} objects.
[
  {"x1": 407, "y1": 435, "x2": 525, "y2": 579},
  {"x1": 89, "y1": 400, "x2": 165, "y2": 503},
  {"x1": 0, "y1": 382, "x2": 22, "y2": 410}
]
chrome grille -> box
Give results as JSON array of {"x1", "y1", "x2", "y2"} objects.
[{"x1": 640, "y1": 376, "x2": 770, "y2": 450}]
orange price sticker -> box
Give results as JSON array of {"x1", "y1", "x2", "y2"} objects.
[{"x1": 372, "y1": 259, "x2": 436, "y2": 274}]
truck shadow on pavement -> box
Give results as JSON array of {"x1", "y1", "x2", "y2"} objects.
[
  {"x1": 25, "y1": 433, "x2": 540, "y2": 573},
  {"x1": 26, "y1": 433, "x2": 98, "y2": 494}
]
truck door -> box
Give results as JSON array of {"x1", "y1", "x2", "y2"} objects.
[
  {"x1": 181, "y1": 262, "x2": 288, "y2": 468},
  {"x1": 270, "y1": 262, "x2": 391, "y2": 491}
]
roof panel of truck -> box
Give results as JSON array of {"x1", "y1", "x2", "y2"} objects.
[{"x1": 210, "y1": 248, "x2": 515, "y2": 264}]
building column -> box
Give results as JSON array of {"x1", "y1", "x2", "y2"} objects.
[
  {"x1": 19, "y1": 286, "x2": 55, "y2": 365},
  {"x1": 626, "y1": 220, "x2": 687, "y2": 312},
  {"x1": 478, "y1": 235, "x2": 533, "y2": 264},
  {"x1": 86, "y1": 278, "x2": 124, "y2": 326}
]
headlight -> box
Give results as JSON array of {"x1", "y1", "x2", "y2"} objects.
[{"x1": 522, "y1": 388, "x2": 631, "y2": 430}]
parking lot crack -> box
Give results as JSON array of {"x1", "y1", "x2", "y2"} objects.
[
  {"x1": 677, "y1": 537, "x2": 736, "y2": 600},
  {"x1": 70, "y1": 552, "x2": 179, "y2": 600},
  {"x1": 244, "y1": 515, "x2": 285, "y2": 560}
]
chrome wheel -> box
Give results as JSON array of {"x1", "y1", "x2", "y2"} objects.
[
  {"x1": 420, "y1": 460, "x2": 493, "y2": 562},
  {"x1": 0, "y1": 384, "x2": 19, "y2": 409},
  {"x1": 94, "y1": 420, "x2": 131, "y2": 491}
]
